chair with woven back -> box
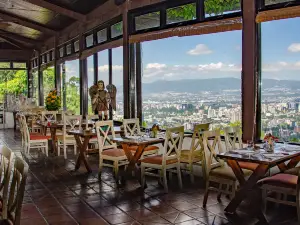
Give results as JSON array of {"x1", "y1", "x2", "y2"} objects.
[
  {"x1": 57, "y1": 114, "x2": 82, "y2": 159},
  {"x1": 2, "y1": 157, "x2": 28, "y2": 225},
  {"x1": 180, "y1": 123, "x2": 210, "y2": 183},
  {"x1": 96, "y1": 120, "x2": 128, "y2": 178},
  {"x1": 202, "y1": 130, "x2": 253, "y2": 207},
  {"x1": 224, "y1": 126, "x2": 258, "y2": 171},
  {"x1": 85, "y1": 114, "x2": 100, "y2": 145},
  {"x1": 0, "y1": 146, "x2": 14, "y2": 219},
  {"x1": 123, "y1": 118, "x2": 159, "y2": 157},
  {"x1": 141, "y1": 126, "x2": 184, "y2": 193}
]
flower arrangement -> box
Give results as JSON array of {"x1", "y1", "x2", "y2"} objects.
[
  {"x1": 263, "y1": 133, "x2": 279, "y2": 142},
  {"x1": 151, "y1": 124, "x2": 160, "y2": 138},
  {"x1": 264, "y1": 133, "x2": 279, "y2": 152},
  {"x1": 45, "y1": 89, "x2": 61, "y2": 111}
]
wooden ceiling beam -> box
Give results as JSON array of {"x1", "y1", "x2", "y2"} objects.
[
  {"x1": 0, "y1": 10, "x2": 57, "y2": 35},
  {"x1": 0, "y1": 30, "x2": 41, "y2": 46},
  {"x1": 0, "y1": 50, "x2": 32, "y2": 61},
  {"x1": 24, "y1": 0, "x2": 87, "y2": 21},
  {"x1": 0, "y1": 34, "x2": 30, "y2": 49}
]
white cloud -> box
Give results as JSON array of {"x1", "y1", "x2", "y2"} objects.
[
  {"x1": 187, "y1": 44, "x2": 213, "y2": 55},
  {"x1": 146, "y1": 63, "x2": 167, "y2": 69},
  {"x1": 288, "y1": 43, "x2": 300, "y2": 52},
  {"x1": 98, "y1": 65, "x2": 123, "y2": 72}
]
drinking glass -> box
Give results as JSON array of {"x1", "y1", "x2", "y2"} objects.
[
  {"x1": 247, "y1": 140, "x2": 253, "y2": 151},
  {"x1": 145, "y1": 129, "x2": 150, "y2": 138},
  {"x1": 280, "y1": 130, "x2": 289, "y2": 150}
]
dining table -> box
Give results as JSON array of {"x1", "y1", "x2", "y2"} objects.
[
  {"x1": 217, "y1": 143, "x2": 300, "y2": 223},
  {"x1": 67, "y1": 127, "x2": 123, "y2": 173}
]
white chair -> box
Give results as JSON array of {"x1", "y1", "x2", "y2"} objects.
[
  {"x1": 180, "y1": 123, "x2": 210, "y2": 183},
  {"x1": 202, "y1": 130, "x2": 252, "y2": 207},
  {"x1": 85, "y1": 114, "x2": 100, "y2": 145},
  {"x1": 96, "y1": 120, "x2": 128, "y2": 178},
  {"x1": 141, "y1": 126, "x2": 184, "y2": 193},
  {"x1": 57, "y1": 114, "x2": 82, "y2": 159},
  {"x1": 21, "y1": 116, "x2": 49, "y2": 156},
  {"x1": 123, "y1": 118, "x2": 159, "y2": 157},
  {"x1": 41, "y1": 111, "x2": 58, "y2": 122}
]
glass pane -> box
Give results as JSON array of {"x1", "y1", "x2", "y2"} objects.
[
  {"x1": 74, "y1": 40, "x2": 79, "y2": 52},
  {"x1": 59, "y1": 47, "x2": 64, "y2": 58},
  {"x1": 66, "y1": 44, "x2": 72, "y2": 55},
  {"x1": 111, "y1": 22, "x2": 123, "y2": 38},
  {"x1": 265, "y1": 0, "x2": 291, "y2": 5},
  {"x1": 97, "y1": 29, "x2": 107, "y2": 44},
  {"x1": 112, "y1": 47, "x2": 123, "y2": 120},
  {"x1": 205, "y1": 0, "x2": 241, "y2": 17},
  {"x1": 13, "y1": 62, "x2": 26, "y2": 68},
  {"x1": 47, "y1": 53, "x2": 51, "y2": 62},
  {"x1": 0, "y1": 62, "x2": 10, "y2": 69},
  {"x1": 87, "y1": 55, "x2": 94, "y2": 114},
  {"x1": 86, "y1": 34, "x2": 94, "y2": 48},
  {"x1": 64, "y1": 60, "x2": 80, "y2": 114},
  {"x1": 43, "y1": 67, "x2": 55, "y2": 106},
  {"x1": 135, "y1": 12, "x2": 160, "y2": 31},
  {"x1": 98, "y1": 50, "x2": 109, "y2": 87},
  {"x1": 51, "y1": 51, "x2": 55, "y2": 61},
  {"x1": 167, "y1": 3, "x2": 196, "y2": 24}
]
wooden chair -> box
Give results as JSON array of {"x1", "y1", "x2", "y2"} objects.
[
  {"x1": 123, "y1": 118, "x2": 159, "y2": 157},
  {"x1": 224, "y1": 126, "x2": 258, "y2": 171},
  {"x1": 41, "y1": 111, "x2": 57, "y2": 122},
  {"x1": 96, "y1": 120, "x2": 128, "y2": 178},
  {"x1": 21, "y1": 116, "x2": 50, "y2": 156},
  {"x1": 202, "y1": 130, "x2": 252, "y2": 207},
  {"x1": 2, "y1": 157, "x2": 28, "y2": 225},
  {"x1": 0, "y1": 146, "x2": 14, "y2": 220},
  {"x1": 258, "y1": 170, "x2": 300, "y2": 223},
  {"x1": 141, "y1": 126, "x2": 184, "y2": 193},
  {"x1": 57, "y1": 115, "x2": 82, "y2": 159},
  {"x1": 181, "y1": 123, "x2": 210, "y2": 183},
  {"x1": 85, "y1": 114, "x2": 100, "y2": 145}
]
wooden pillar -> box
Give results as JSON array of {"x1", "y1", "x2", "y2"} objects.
[
  {"x1": 80, "y1": 58, "x2": 88, "y2": 116},
  {"x1": 38, "y1": 53, "x2": 44, "y2": 106},
  {"x1": 242, "y1": 0, "x2": 260, "y2": 142},
  {"x1": 54, "y1": 37, "x2": 61, "y2": 93},
  {"x1": 122, "y1": 1, "x2": 130, "y2": 119},
  {"x1": 136, "y1": 42, "x2": 142, "y2": 124},
  {"x1": 109, "y1": 48, "x2": 113, "y2": 120},
  {"x1": 27, "y1": 61, "x2": 33, "y2": 98},
  {"x1": 62, "y1": 62, "x2": 67, "y2": 111},
  {"x1": 129, "y1": 43, "x2": 136, "y2": 118},
  {"x1": 93, "y1": 53, "x2": 98, "y2": 84}
]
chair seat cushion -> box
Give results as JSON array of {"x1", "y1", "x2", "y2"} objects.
[
  {"x1": 210, "y1": 165, "x2": 252, "y2": 181},
  {"x1": 258, "y1": 173, "x2": 297, "y2": 188},
  {"x1": 238, "y1": 161, "x2": 259, "y2": 171},
  {"x1": 141, "y1": 155, "x2": 178, "y2": 165},
  {"x1": 102, "y1": 149, "x2": 126, "y2": 157},
  {"x1": 284, "y1": 167, "x2": 300, "y2": 176},
  {"x1": 128, "y1": 145, "x2": 159, "y2": 152},
  {"x1": 180, "y1": 150, "x2": 202, "y2": 162},
  {"x1": 30, "y1": 135, "x2": 50, "y2": 140}
]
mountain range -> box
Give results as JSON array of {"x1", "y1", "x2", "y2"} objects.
[{"x1": 141, "y1": 78, "x2": 300, "y2": 93}]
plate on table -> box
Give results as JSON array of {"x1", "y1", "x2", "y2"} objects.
[{"x1": 229, "y1": 150, "x2": 255, "y2": 154}]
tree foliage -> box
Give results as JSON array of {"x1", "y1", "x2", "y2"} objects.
[{"x1": 204, "y1": 0, "x2": 241, "y2": 15}]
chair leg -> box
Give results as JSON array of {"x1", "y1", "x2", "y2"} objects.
[
  {"x1": 162, "y1": 168, "x2": 168, "y2": 193},
  {"x1": 189, "y1": 163, "x2": 195, "y2": 184},
  {"x1": 177, "y1": 164, "x2": 183, "y2": 189},
  {"x1": 203, "y1": 181, "x2": 210, "y2": 207},
  {"x1": 74, "y1": 144, "x2": 77, "y2": 155},
  {"x1": 64, "y1": 145, "x2": 67, "y2": 159},
  {"x1": 99, "y1": 157, "x2": 103, "y2": 177},
  {"x1": 217, "y1": 183, "x2": 222, "y2": 201},
  {"x1": 113, "y1": 161, "x2": 119, "y2": 178},
  {"x1": 45, "y1": 142, "x2": 48, "y2": 157},
  {"x1": 141, "y1": 164, "x2": 146, "y2": 189},
  {"x1": 57, "y1": 145, "x2": 60, "y2": 156},
  {"x1": 262, "y1": 188, "x2": 267, "y2": 213}
]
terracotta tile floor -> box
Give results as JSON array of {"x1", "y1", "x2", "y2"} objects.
[{"x1": 2, "y1": 129, "x2": 299, "y2": 225}]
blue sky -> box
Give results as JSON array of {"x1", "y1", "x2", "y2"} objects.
[{"x1": 67, "y1": 17, "x2": 300, "y2": 86}]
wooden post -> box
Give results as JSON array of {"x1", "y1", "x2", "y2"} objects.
[
  {"x1": 38, "y1": 52, "x2": 44, "y2": 106},
  {"x1": 54, "y1": 36, "x2": 61, "y2": 93},
  {"x1": 122, "y1": 1, "x2": 130, "y2": 119},
  {"x1": 93, "y1": 53, "x2": 98, "y2": 84},
  {"x1": 79, "y1": 24, "x2": 88, "y2": 116},
  {"x1": 129, "y1": 43, "x2": 136, "y2": 118},
  {"x1": 242, "y1": 0, "x2": 260, "y2": 142},
  {"x1": 27, "y1": 61, "x2": 33, "y2": 98},
  {"x1": 109, "y1": 48, "x2": 113, "y2": 120},
  {"x1": 136, "y1": 42, "x2": 142, "y2": 124}
]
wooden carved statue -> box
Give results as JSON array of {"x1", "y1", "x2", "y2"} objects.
[{"x1": 89, "y1": 80, "x2": 117, "y2": 120}]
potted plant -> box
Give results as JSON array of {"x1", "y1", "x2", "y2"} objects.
[{"x1": 45, "y1": 89, "x2": 61, "y2": 111}]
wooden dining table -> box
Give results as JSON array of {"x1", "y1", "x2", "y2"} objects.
[
  {"x1": 217, "y1": 144, "x2": 300, "y2": 223},
  {"x1": 67, "y1": 127, "x2": 122, "y2": 173}
]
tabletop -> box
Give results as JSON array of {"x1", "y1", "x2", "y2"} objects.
[
  {"x1": 217, "y1": 144, "x2": 300, "y2": 166},
  {"x1": 67, "y1": 127, "x2": 122, "y2": 137},
  {"x1": 36, "y1": 120, "x2": 97, "y2": 128},
  {"x1": 112, "y1": 136, "x2": 164, "y2": 146}
]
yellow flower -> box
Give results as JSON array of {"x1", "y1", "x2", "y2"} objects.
[{"x1": 51, "y1": 100, "x2": 55, "y2": 103}]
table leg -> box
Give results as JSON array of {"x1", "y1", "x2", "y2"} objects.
[
  {"x1": 75, "y1": 135, "x2": 92, "y2": 173},
  {"x1": 225, "y1": 160, "x2": 269, "y2": 213},
  {"x1": 49, "y1": 127, "x2": 57, "y2": 154}
]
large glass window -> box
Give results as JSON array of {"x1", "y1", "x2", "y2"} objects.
[
  {"x1": 204, "y1": 0, "x2": 241, "y2": 17},
  {"x1": 112, "y1": 47, "x2": 123, "y2": 120},
  {"x1": 98, "y1": 50, "x2": 109, "y2": 86},
  {"x1": 43, "y1": 67, "x2": 55, "y2": 105},
  {"x1": 135, "y1": 12, "x2": 160, "y2": 31},
  {"x1": 261, "y1": 18, "x2": 300, "y2": 142},
  {"x1": 265, "y1": 0, "x2": 291, "y2": 5},
  {"x1": 141, "y1": 32, "x2": 242, "y2": 129},
  {"x1": 64, "y1": 60, "x2": 80, "y2": 114},
  {"x1": 111, "y1": 22, "x2": 123, "y2": 38},
  {"x1": 97, "y1": 29, "x2": 107, "y2": 44}
]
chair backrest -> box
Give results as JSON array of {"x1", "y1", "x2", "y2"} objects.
[
  {"x1": 162, "y1": 126, "x2": 184, "y2": 165},
  {"x1": 188, "y1": 123, "x2": 210, "y2": 158},
  {"x1": 7, "y1": 157, "x2": 28, "y2": 225},
  {"x1": 41, "y1": 111, "x2": 57, "y2": 122},
  {"x1": 123, "y1": 118, "x2": 141, "y2": 136},
  {"x1": 224, "y1": 126, "x2": 242, "y2": 151},
  {"x1": 20, "y1": 116, "x2": 30, "y2": 144},
  {"x1": 85, "y1": 114, "x2": 99, "y2": 130},
  {"x1": 202, "y1": 130, "x2": 224, "y2": 178},
  {"x1": 95, "y1": 120, "x2": 117, "y2": 153},
  {"x1": 0, "y1": 146, "x2": 14, "y2": 219},
  {"x1": 63, "y1": 115, "x2": 82, "y2": 138}
]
